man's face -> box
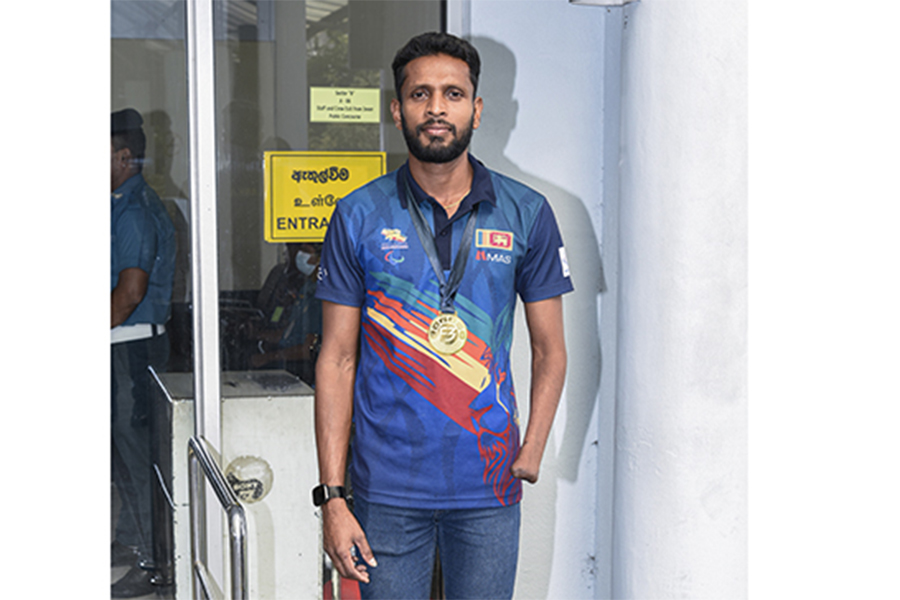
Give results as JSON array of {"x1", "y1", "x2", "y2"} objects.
[
  {"x1": 111, "y1": 141, "x2": 132, "y2": 192},
  {"x1": 391, "y1": 54, "x2": 483, "y2": 164}
]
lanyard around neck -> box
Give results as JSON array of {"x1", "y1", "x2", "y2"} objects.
[{"x1": 402, "y1": 173, "x2": 479, "y2": 315}]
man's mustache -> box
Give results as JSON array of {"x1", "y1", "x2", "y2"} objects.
[{"x1": 417, "y1": 119, "x2": 457, "y2": 137}]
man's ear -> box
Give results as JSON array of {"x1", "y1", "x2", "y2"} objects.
[
  {"x1": 390, "y1": 98, "x2": 403, "y2": 131},
  {"x1": 473, "y1": 96, "x2": 484, "y2": 130},
  {"x1": 116, "y1": 146, "x2": 133, "y2": 168}
]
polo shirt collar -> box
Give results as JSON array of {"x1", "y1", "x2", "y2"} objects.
[
  {"x1": 398, "y1": 153, "x2": 496, "y2": 217},
  {"x1": 111, "y1": 172, "x2": 145, "y2": 201}
]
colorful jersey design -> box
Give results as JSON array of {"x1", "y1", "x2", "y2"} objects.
[{"x1": 316, "y1": 156, "x2": 573, "y2": 509}]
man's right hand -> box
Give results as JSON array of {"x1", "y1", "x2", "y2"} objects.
[{"x1": 322, "y1": 499, "x2": 377, "y2": 583}]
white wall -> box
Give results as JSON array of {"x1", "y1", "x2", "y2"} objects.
[
  {"x1": 614, "y1": 1, "x2": 747, "y2": 598},
  {"x1": 464, "y1": 0, "x2": 748, "y2": 598},
  {"x1": 466, "y1": 1, "x2": 613, "y2": 597}
]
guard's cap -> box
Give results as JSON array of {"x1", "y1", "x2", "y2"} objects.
[{"x1": 112, "y1": 108, "x2": 143, "y2": 134}]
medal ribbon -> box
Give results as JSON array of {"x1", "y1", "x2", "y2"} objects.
[{"x1": 402, "y1": 173, "x2": 479, "y2": 315}]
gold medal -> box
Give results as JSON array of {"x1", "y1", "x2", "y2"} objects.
[{"x1": 428, "y1": 313, "x2": 468, "y2": 355}]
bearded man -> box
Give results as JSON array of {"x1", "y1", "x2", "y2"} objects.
[{"x1": 312, "y1": 32, "x2": 573, "y2": 600}]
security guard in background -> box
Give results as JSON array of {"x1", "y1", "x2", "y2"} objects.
[{"x1": 110, "y1": 108, "x2": 176, "y2": 598}]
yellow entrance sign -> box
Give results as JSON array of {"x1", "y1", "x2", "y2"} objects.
[
  {"x1": 263, "y1": 151, "x2": 386, "y2": 243},
  {"x1": 310, "y1": 87, "x2": 381, "y2": 123}
]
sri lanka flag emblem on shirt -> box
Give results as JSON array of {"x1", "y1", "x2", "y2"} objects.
[{"x1": 475, "y1": 229, "x2": 513, "y2": 251}]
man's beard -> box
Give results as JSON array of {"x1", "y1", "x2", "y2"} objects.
[{"x1": 401, "y1": 112, "x2": 474, "y2": 164}]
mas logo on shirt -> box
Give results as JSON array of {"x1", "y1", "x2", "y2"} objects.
[{"x1": 475, "y1": 229, "x2": 514, "y2": 265}]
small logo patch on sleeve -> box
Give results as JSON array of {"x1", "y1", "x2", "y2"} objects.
[{"x1": 559, "y1": 247, "x2": 570, "y2": 278}]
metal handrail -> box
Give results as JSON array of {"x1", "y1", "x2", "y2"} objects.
[{"x1": 188, "y1": 435, "x2": 248, "y2": 600}]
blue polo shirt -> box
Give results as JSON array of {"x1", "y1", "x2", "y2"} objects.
[
  {"x1": 316, "y1": 155, "x2": 573, "y2": 509},
  {"x1": 111, "y1": 173, "x2": 176, "y2": 326}
]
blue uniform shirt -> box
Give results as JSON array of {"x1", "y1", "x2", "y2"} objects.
[
  {"x1": 111, "y1": 173, "x2": 176, "y2": 326},
  {"x1": 279, "y1": 275, "x2": 323, "y2": 349},
  {"x1": 316, "y1": 155, "x2": 573, "y2": 509}
]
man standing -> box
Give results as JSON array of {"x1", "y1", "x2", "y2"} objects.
[
  {"x1": 313, "y1": 33, "x2": 572, "y2": 599},
  {"x1": 111, "y1": 108, "x2": 176, "y2": 598}
]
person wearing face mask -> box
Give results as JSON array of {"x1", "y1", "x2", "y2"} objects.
[{"x1": 249, "y1": 243, "x2": 323, "y2": 383}]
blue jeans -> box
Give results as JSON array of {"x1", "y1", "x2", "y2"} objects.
[{"x1": 353, "y1": 495, "x2": 520, "y2": 600}]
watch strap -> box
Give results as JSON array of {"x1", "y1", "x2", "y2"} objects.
[{"x1": 312, "y1": 484, "x2": 348, "y2": 506}]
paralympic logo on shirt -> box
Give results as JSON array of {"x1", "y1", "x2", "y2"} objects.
[
  {"x1": 381, "y1": 228, "x2": 409, "y2": 265},
  {"x1": 381, "y1": 228, "x2": 409, "y2": 250},
  {"x1": 381, "y1": 228, "x2": 407, "y2": 242}
]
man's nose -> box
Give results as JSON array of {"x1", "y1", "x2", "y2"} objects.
[{"x1": 426, "y1": 95, "x2": 446, "y2": 116}]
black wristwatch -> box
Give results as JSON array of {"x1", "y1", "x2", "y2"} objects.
[{"x1": 312, "y1": 484, "x2": 348, "y2": 507}]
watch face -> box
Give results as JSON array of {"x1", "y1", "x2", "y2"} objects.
[
  {"x1": 312, "y1": 484, "x2": 345, "y2": 506},
  {"x1": 312, "y1": 485, "x2": 325, "y2": 506}
]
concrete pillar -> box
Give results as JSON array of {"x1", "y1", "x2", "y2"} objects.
[{"x1": 613, "y1": 2, "x2": 747, "y2": 598}]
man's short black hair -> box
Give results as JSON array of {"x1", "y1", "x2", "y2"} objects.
[
  {"x1": 111, "y1": 108, "x2": 146, "y2": 170},
  {"x1": 392, "y1": 32, "x2": 481, "y2": 101},
  {"x1": 112, "y1": 129, "x2": 146, "y2": 161}
]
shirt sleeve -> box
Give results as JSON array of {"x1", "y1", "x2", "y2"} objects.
[
  {"x1": 315, "y1": 202, "x2": 367, "y2": 307},
  {"x1": 515, "y1": 199, "x2": 574, "y2": 303},
  {"x1": 115, "y1": 205, "x2": 157, "y2": 275}
]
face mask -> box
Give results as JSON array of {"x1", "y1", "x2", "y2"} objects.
[{"x1": 295, "y1": 250, "x2": 317, "y2": 277}]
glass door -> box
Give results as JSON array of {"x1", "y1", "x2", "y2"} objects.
[
  {"x1": 111, "y1": 2, "x2": 192, "y2": 597},
  {"x1": 207, "y1": 3, "x2": 441, "y2": 593},
  {"x1": 112, "y1": 1, "x2": 442, "y2": 597}
]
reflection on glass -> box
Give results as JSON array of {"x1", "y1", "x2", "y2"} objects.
[
  {"x1": 111, "y1": 2, "x2": 189, "y2": 596},
  {"x1": 307, "y1": 23, "x2": 381, "y2": 150},
  {"x1": 213, "y1": 0, "x2": 399, "y2": 387},
  {"x1": 113, "y1": 1, "x2": 441, "y2": 596},
  {"x1": 220, "y1": 242, "x2": 322, "y2": 384}
]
